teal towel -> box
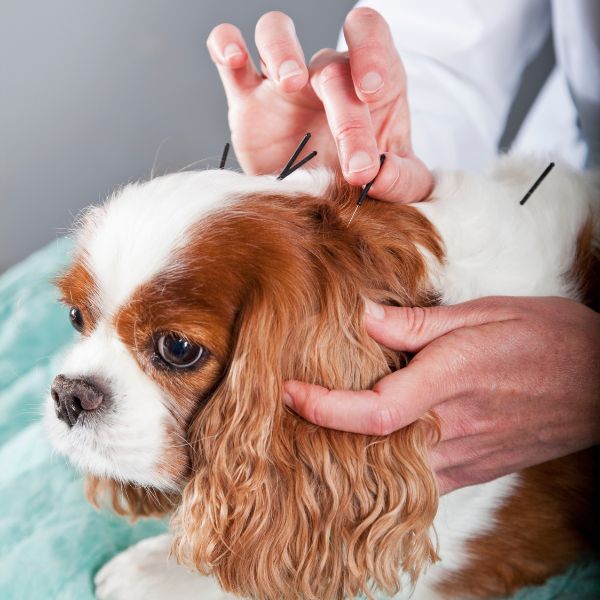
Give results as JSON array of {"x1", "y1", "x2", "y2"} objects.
[
  {"x1": 0, "y1": 239, "x2": 597, "y2": 599},
  {"x1": 0, "y1": 239, "x2": 166, "y2": 600}
]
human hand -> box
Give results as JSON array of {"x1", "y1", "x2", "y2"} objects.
[
  {"x1": 284, "y1": 297, "x2": 600, "y2": 494},
  {"x1": 207, "y1": 8, "x2": 432, "y2": 201}
]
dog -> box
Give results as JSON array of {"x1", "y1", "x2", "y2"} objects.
[{"x1": 45, "y1": 156, "x2": 598, "y2": 599}]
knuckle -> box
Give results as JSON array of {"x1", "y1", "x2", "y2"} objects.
[
  {"x1": 407, "y1": 306, "x2": 428, "y2": 333},
  {"x1": 307, "y1": 392, "x2": 328, "y2": 426},
  {"x1": 262, "y1": 37, "x2": 293, "y2": 57},
  {"x1": 397, "y1": 306, "x2": 428, "y2": 347},
  {"x1": 474, "y1": 296, "x2": 519, "y2": 322},
  {"x1": 319, "y1": 60, "x2": 350, "y2": 83},
  {"x1": 306, "y1": 398, "x2": 326, "y2": 426},
  {"x1": 375, "y1": 161, "x2": 401, "y2": 197},
  {"x1": 393, "y1": 164, "x2": 414, "y2": 197},
  {"x1": 370, "y1": 405, "x2": 400, "y2": 436},
  {"x1": 329, "y1": 118, "x2": 370, "y2": 143},
  {"x1": 351, "y1": 40, "x2": 386, "y2": 58},
  {"x1": 452, "y1": 416, "x2": 479, "y2": 439}
]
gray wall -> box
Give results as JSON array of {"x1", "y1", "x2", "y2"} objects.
[
  {"x1": 0, "y1": 1, "x2": 353, "y2": 272},
  {"x1": 0, "y1": 1, "x2": 552, "y2": 273}
]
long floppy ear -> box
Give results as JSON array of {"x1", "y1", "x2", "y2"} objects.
[
  {"x1": 85, "y1": 475, "x2": 178, "y2": 519},
  {"x1": 172, "y1": 273, "x2": 440, "y2": 599}
]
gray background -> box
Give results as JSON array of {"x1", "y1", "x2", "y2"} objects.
[{"x1": 0, "y1": 1, "x2": 552, "y2": 273}]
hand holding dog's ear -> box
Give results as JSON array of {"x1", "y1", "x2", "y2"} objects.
[
  {"x1": 285, "y1": 296, "x2": 600, "y2": 494},
  {"x1": 207, "y1": 8, "x2": 432, "y2": 202}
]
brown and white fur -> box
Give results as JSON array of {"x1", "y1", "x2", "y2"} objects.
[{"x1": 44, "y1": 157, "x2": 599, "y2": 600}]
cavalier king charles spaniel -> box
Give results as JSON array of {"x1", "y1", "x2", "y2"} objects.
[{"x1": 45, "y1": 157, "x2": 598, "y2": 600}]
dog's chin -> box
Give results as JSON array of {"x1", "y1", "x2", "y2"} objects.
[{"x1": 43, "y1": 395, "x2": 180, "y2": 492}]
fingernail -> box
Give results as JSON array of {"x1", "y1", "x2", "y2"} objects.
[
  {"x1": 364, "y1": 298, "x2": 385, "y2": 320},
  {"x1": 278, "y1": 59, "x2": 303, "y2": 81},
  {"x1": 347, "y1": 151, "x2": 376, "y2": 174},
  {"x1": 283, "y1": 391, "x2": 294, "y2": 408},
  {"x1": 223, "y1": 43, "x2": 243, "y2": 60},
  {"x1": 360, "y1": 71, "x2": 384, "y2": 94}
]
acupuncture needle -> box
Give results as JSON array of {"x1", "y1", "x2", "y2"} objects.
[{"x1": 347, "y1": 154, "x2": 386, "y2": 226}]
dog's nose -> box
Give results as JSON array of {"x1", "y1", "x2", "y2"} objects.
[{"x1": 51, "y1": 374, "x2": 105, "y2": 427}]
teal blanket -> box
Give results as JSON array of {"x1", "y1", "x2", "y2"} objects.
[{"x1": 0, "y1": 239, "x2": 597, "y2": 599}]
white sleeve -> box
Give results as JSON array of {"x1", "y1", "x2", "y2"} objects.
[
  {"x1": 551, "y1": 0, "x2": 600, "y2": 168},
  {"x1": 341, "y1": 0, "x2": 551, "y2": 171}
]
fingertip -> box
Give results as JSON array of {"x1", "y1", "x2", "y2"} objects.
[
  {"x1": 255, "y1": 10, "x2": 308, "y2": 92},
  {"x1": 343, "y1": 150, "x2": 380, "y2": 185},
  {"x1": 363, "y1": 297, "x2": 386, "y2": 320},
  {"x1": 346, "y1": 6, "x2": 384, "y2": 20},
  {"x1": 256, "y1": 10, "x2": 294, "y2": 31},
  {"x1": 343, "y1": 6, "x2": 404, "y2": 106},
  {"x1": 222, "y1": 44, "x2": 248, "y2": 68},
  {"x1": 368, "y1": 153, "x2": 433, "y2": 203},
  {"x1": 283, "y1": 380, "x2": 322, "y2": 406},
  {"x1": 207, "y1": 23, "x2": 249, "y2": 68},
  {"x1": 344, "y1": 6, "x2": 386, "y2": 32},
  {"x1": 283, "y1": 380, "x2": 301, "y2": 408},
  {"x1": 282, "y1": 390, "x2": 294, "y2": 409}
]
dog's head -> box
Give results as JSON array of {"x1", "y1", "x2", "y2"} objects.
[{"x1": 45, "y1": 168, "x2": 443, "y2": 599}]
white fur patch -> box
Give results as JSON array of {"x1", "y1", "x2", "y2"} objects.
[
  {"x1": 416, "y1": 156, "x2": 598, "y2": 303},
  {"x1": 410, "y1": 475, "x2": 518, "y2": 599},
  {"x1": 95, "y1": 534, "x2": 235, "y2": 600},
  {"x1": 44, "y1": 321, "x2": 176, "y2": 489}
]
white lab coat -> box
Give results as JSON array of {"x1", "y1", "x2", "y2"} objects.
[{"x1": 343, "y1": 0, "x2": 599, "y2": 171}]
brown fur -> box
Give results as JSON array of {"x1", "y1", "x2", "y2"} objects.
[
  {"x1": 65, "y1": 176, "x2": 444, "y2": 599},
  {"x1": 85, "y1": 475, "x2": 179, "y2": 519},
  {"x1": 437, "y1": 450, "x2": 599, "y2": 598},
  {"x1": 570, "y1": 215, "x2": 600, "y2": 311},
  {"x1": 168, "y1": 181, "x2": 444, "y2": 599}
]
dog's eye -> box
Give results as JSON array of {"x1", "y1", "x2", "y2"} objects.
[
  {"x1": 156, "y1": 333, "x2": 204, "y2": 369},
  {"x1": 69, "y1": 307, "x2": 84, "y2": 332}
]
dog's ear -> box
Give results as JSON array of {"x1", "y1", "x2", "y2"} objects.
[
  {"x1": 172, "y1": 269, "x2": 440, "y2": 599},
  {"x1": 85, "y1": 475, "x2": 178, "y2": 519}
]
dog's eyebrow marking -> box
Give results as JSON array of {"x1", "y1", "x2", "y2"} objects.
[{"x1": 519, "y1": 162, "x2": 555, "y2": 205}]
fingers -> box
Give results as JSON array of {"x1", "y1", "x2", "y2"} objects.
[
  {"x1": 284, "y1": 359, "x2": 438, "y2": 435},
  {"x1": 368, "y1": 152, "x2": 434, "y2": 202},
  {"x1": 207, "y1": 23, "x2": 261, "y2": 97},
  {"x1": 283, "y1": 297, "x2": 516, "y2": 435},
  {"x1": 363, "y1": 297, "x2": 517, "y2": 353},
  {"x1": 310, "y1": 52, "x2": 380, "y2": 185},
  {"x1": 255, "y1": 11, "x2": 308, "y2": 93},
  {"x1": 342, "y1": 8, "x2": 435, "y2": 201},
  {"x1": 343, "y1": 7, "x2": 407, "y2": 105}
]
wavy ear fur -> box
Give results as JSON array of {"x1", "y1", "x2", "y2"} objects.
[{"x1": 172, "y1": 186, "x2": 443, "y2": 600}]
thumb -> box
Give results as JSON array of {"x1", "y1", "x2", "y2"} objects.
[
  {"x1": 367, "y1": 152, "x2": 433, "y2": 203},
  {"x1": 363, "y1": 297, "x2": 514, "y2": 352}
]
